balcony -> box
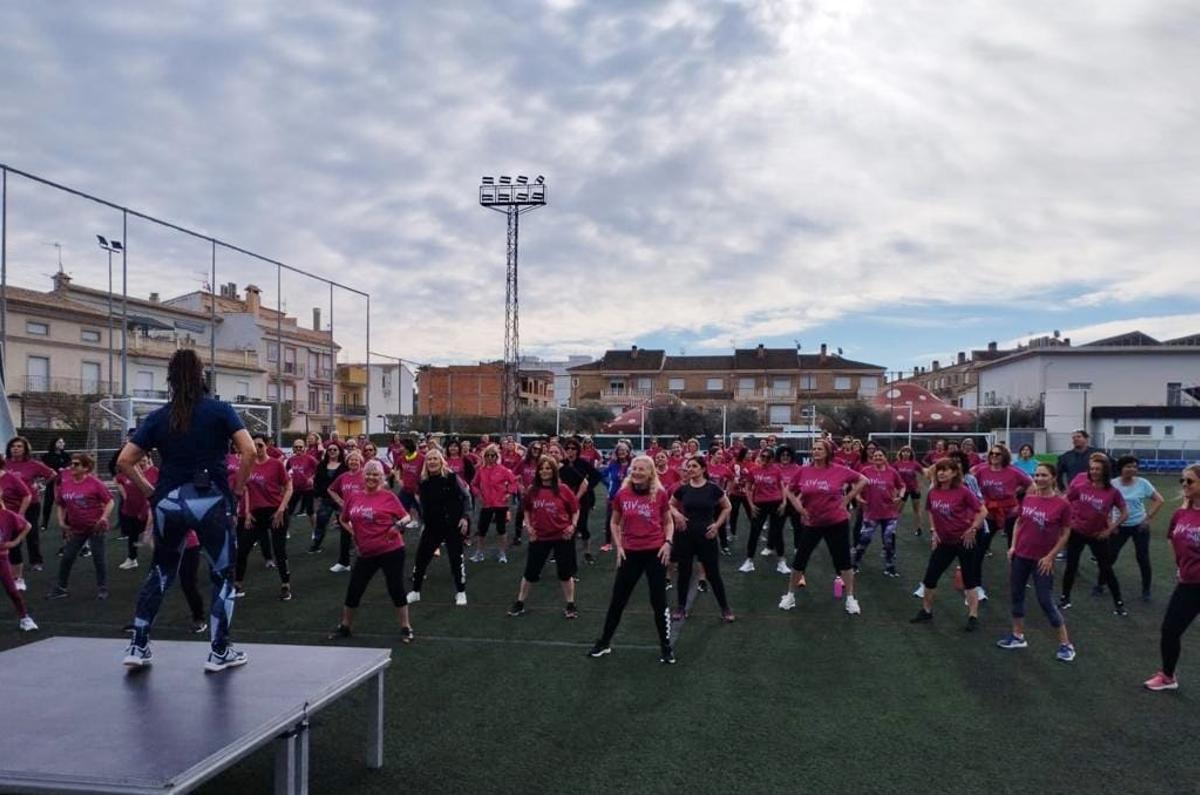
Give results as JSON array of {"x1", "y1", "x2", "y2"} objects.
[
  {"x1": 269, "y1": 361, "x2": 305, "y2": 379},
  {"x1": 132, "y1": 389, "x2": 169, "y2": 400},
  {"x1": 15, "y1": 376, "x2": 116, "y2": 396},
  {"x1": 599, "y1": 388, "x2": 653, "y2": 404},
  {"x1": 338, "y1": 403, "x2": 368, "y2": 417},
  {"x1": 126, "y1": 335, "x2": 261, "y2": 370},
  {"x1": 311, "y1": 366, "x2": 336, "y2": 382},
  {"x1": 734, "y1": 388, "x2": 799, "y2": 401}
]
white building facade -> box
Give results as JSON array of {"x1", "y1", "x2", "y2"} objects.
[{"x1": 365, "y1": 362, "x2": 415, "y2": 435}]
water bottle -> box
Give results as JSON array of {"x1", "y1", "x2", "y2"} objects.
[{"x1": 833, "y1": 576, "x2": 844, "y2": 599}]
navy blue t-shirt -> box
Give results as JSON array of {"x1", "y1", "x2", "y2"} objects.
[{"x1": 131, "y1": 397, "x2": 245, "y2": 499}]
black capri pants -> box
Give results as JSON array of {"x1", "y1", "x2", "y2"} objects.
[
  {"x1": 288, "y1": 490, "x2": 315, "y2": 516},
  {"x1": 344, "y1": 547, "x2": 407, "y2": 608},
  {"x1": 792, "y1": 520, "x2": 852, "y2": 573},
  {"x1": 523, "y1": 538, "x2": 577, "y2": 582},
  {"x1": 477, "y1": 507, "x2": 508, "y2": 537},
  {"x1": 921, "y1": 541, "x2": 981, "y2": 590}
]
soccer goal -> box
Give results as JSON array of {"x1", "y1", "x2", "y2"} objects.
[{"x1": 87, "y1": 397, "x2": 274, "y2": 462}]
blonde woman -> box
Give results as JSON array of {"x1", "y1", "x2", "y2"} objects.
[
  {"x1": 589, "y1": 456, "x2": 676, "y2": 663},
  {"x1": 1144, "y1": 464, "x2": 1200, "y2": 691},
  {"x1": 407, "y1": 450, "x2": 472, "y2": 607}
]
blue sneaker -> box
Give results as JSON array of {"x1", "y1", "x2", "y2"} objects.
[
  {"x1": 122, "y1": 642, "x2": 152, "y2": 669},
  {"x1": 204, "y1": 646, "x2": 248, "y2": 673},
  {"x1": 1056, "y1": 643, "x2": 1076, "y2": 662},
  {"x1": 996, "y1": 633, "x2": 1028, "y2": 650}
]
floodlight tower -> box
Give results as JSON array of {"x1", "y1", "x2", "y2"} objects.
[{"x1": 478, "y1": 174, "x2": 546, "y2": 432}]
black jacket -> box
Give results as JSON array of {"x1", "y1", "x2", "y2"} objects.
[
  {"x1": 559, "y1": 458, "x2": 600, "y2": 506},
  {"x1": 314, "y1": 463, "x2": 347, "y2": 499},
  {"x1": 418, "y1": 473, "x2": 472, "y2": 530}
]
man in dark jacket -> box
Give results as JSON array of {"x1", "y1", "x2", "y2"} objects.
[{"x1": 1056, "y1": 429, "x2": 1102, "y2": 490}]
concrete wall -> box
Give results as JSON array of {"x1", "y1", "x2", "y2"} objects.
[{"x1": 978, "y1": 351, "x2": 1200, "y2": 408}]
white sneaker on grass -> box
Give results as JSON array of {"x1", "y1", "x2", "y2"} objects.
[
  {"x1": 455, "y1": 592, "x2": 468, "y2": 607},
  {"x1": 406, "y1": 591, "x2": 421, "y2": 605},
  {"x1": 778, "y1": 592, "x2": 796, "y2": 611},
  {"x1": 775, "y1": 559, "x2": 792, "y2": 575},
  {"x1": 913, "y1": 583, "x2": 925, "y2": 598},
  {"x1": 845, "y1": 595, "x2": 862, "y2": 615},
  {"x1": 737, "y1": 559, "x2": 755, "y2": 574},
  {"x1": 118, "y1": 558, "x2": 138, "y2": 570},
  {"x1": 15, "y1": 578, "x2": 26, "y2": 592},
  {"x1": 329, "y1": 563, "x2": 351, "y2": 573},
  {"x1": 18, "y1": 616, "x2": 38, "y2": 632}
]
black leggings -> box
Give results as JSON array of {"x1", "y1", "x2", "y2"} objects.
[
  {"x1": 288, "y1": 490, "x2": 315, "y2": 517},
  {"x1": 575, "y1": 500, "x2": 593, "y2": 542},
  {"x1": 978, "y1": 514, "x2": 1016, "y2": 556},
  {"x1": 477, "y1": 507, "x2": 508, "y2": 537},
  {"x1": 921, "y1": 541, "x2": 980, "y2": 590},
  {"x1": 524, "y1": 538, "x2": 577, "y2": 582},
  {"x1": 598, "y1": 549, "x2": 669, "y2": 649},
  {"x1": 344, "y1": 547, "x2": 407, "y2": 608},
  {"x1": 235, "y1": 508, "x2": 288, "y2": 584},
  {"x1": 9, "y1": 503, "x2": 43, "y2": 566},
  {"x1": 1062, "y1": 531, "x2": 1122, "y2": 605},
  {"x1": 120, "y1": 513, "x2": 144, "y2": 560},
  {"x1": 793, "y1": 521, "x2": 852, "y2": 573},
  {"x1": 411, "y1": 523, "x2": 466, "y2": 593},
  {"x1": 1160, "y1": 583, "x2": 1200, "y2": 677},
  {"x1": 673, "y1": 531, "x2": 729, "y2": 611},
  {"x1": 312, "y1": 497, "x2": 338, "y2": 549},
  {"x1": 728, "y1": 495, "x2": 751, "y2": 538},
  {"x1": 746, "y1": 502, "x2": 785, "y2": 559},
  {"x1": 1108, "y1": 523, "x2": 1152, "y2": 594}
]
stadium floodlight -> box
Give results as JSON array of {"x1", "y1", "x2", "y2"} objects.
[
  {"x1": 97, "y1": 233, "x2": 125, "y2": 396},
  {"x1": 516, "y1": 176, "x2": 528, "y2": 185},
  {"x1": 499, "y1": 175, "x2": 512, "y2": 184},
  {"x1": 535, "y1": 175, "x2": 544, "y2": 184},
  {"x1": 482, "y1": 176, "x2": 495, "y2": 185}
]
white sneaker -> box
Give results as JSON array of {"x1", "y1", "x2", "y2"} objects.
[
  {"x1": 123, "y1": 643, "x2": 152, "y2": 668},
  {"x1": 775, "y1": 559, "x2": 792, "y2": 575},
  {"x1": 118, "y1": 558, "x2": 138, "y2": 570},
  {"x1": 469, "y1": 550, "x2": 485, "y2": 563},
  {"x1": 912, "y1": 583, "x2": 925, "y2": 598},
  {"x1": 454, "y1": 592, "x2": 468, "y2": 607},
  {"x1": 14, "y1": 578, "x2": 26, "y2": 592},
  {"x1": 497, "y1": 552, "x2": 508, "y2": 564},
  {"x1": 977, "y1": 587, "x2": 988, "y2": 602},
  {"x1": 18, "y1": 616, "x2": 37, "y2": 632},
  {"x1": 738, "y1": 559, "x2": 755, "y2": 574},
  {"x1": 778, "y1": 592, "x2": 796, "y2": 610},
  {"x1": 845, "y1": 594, "x2": 862, "y2": 615},
  {"x1": 406, "y1": 591, "x2": 421, "y2": 605},
  {"x1": 759, "y1": 546, "x2": 773, "y2": 557},
  {"x1": 329, "y1": 563, "x2": 351, "y2": 573}
]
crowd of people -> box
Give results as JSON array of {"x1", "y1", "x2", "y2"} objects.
[{"x1": 0, "y1": 351, "x2": 1195, "y2": 691}]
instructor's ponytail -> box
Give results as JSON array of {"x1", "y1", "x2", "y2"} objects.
[{"x1": 167, "y1": 349, "x2": 208, "y2": 433}]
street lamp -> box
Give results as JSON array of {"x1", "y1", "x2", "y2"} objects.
[
  {"x1": 905, "y1": 401, "x2": 914, "y2": 446},
  {"x1": 555, "y1": 405, "x2": 576, "y2": 436},
  {"x1": 97, "y1": 235, "x2": 123, "y2": 395}
]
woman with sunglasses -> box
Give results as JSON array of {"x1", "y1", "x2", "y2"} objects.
[
  {"x1": 670, "y1": 455, "x2": 734, "y2": 623},
  {"x1": 234, "y1": 435, "x2": 294, "y2": 601},
  {"x1": 999, "y1": 462, "x2": 1076, "y2": 662},
  {"x1": 47, "y1": 454, "x2": 113, "y2": 600},
  {"x1": 510, "y1": 441, "x2": 545, "y2": 548},
  {"x1": 309, "y1": 444, "x2": 347, "y2": 554},
  {"x1": 508, "y1": 455, "x2": 580, "y2": 618},
  {"x1": 470, "y1": 444, "x2": 519, "y2": 563},
  {"x1": 3, "y1": 437, "x2": 55, "y2": 583},
  {"x1": 1144, "y1": 465, "x2": 1200, "y2": 690},
  {"x1": 329, "y1": 460, "x2": 416, "y2": 644},
  {"x1": 972, "y1": 445, "x2": 1032, "y2": 556},
  {"x1": 739, "y1": 448, "x2": 789, "y2": 575},
  {"x1": 558, "y1": 438, "x2": 601, "y2": 564},
  {"x1": 329, "y1": 450, "x2": 368, "y2": 572},
  {"x1": 910, "y1": 458, "x2": 987, "y2": 630},
  {"x1": 286, "y1": 439, "x2": 319, "y2": 536},
  {"x1": 1060, "y1": 453, "x2": 1128, "y2": 616}
]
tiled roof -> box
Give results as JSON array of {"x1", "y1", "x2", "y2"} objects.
[
  {"x1": 600, "y1": 349, "x2": 666, "y2": 371},
  {"x1": 1084, "y1": 331, "x2": 1160, "y2": 347},
  {"x1": 5, "y1": 286, "x2": 110, "y2": 320},
  {"x1": 663, "y1": 355, "x2": 735, "y2": 370}
]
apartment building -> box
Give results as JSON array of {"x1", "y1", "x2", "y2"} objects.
[
  {"x1": 901, "y1": 340, "x2": 1024, "y2": 409},
  {"x1": 520, "y1": 354, "x2": 593, "y2": 407},
  {"x1": 568, "y1": 344, "x2": 886, "y2": 426},
  {"x1": 418, "y1": 362, "x2": 554, "y2": 418},
  {"x1": 359, "y1": 362, "x2": 415, "y2": 435}
]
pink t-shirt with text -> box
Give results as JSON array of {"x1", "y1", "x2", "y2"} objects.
[
  {"x1": 925, "y1": 485, "x2": 983, "y2": 544},
  {"x1": 341, "y1": 489, "x2": 408, "y2": 557},
  {"x1": 1014, "y1": 494, "x2": 1072, "y2": 559},
  {"x1": 57, "y1": 475, "x2": 112, "y2": 534},
  {"x1": 612, "y1": 486, "x2": 670, "y2": 552},
  {"x1": 790, "y1": 464, "x2": 862, "y2": 526}
]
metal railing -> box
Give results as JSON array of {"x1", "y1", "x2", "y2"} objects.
[{"x1": 16, "y1": 376, "x2": 117, "y2": 395}]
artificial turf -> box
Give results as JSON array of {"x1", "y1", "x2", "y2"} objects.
[{"x1": 2, "y1": 475, "x2": 1196, "y2": 794}]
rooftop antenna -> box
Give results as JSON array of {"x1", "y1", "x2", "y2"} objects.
[{"x1": 44, "y1": 242, "x2": 63, "y2": 270}]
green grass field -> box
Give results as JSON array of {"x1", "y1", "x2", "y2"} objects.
[{"x1": 3, "y1": 475, "x2": 1197, "y2": 794}]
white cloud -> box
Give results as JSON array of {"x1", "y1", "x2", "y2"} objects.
[
  {"x1": 0, "y1": 1, "x2": 1196, "y2": 366},
  {"x1": 1000, "y1": 314, "x2": 1200, "y2": 349}
]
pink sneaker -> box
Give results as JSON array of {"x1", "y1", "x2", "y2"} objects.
[{"x1": 1143, "y1": 671, "x2": 1178, "y2": 691}]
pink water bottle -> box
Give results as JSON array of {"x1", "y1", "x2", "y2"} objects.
[{"x1": 833, "y1": 576, "x2": 845, "y2": 599}]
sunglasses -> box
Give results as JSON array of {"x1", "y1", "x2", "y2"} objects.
[
  {"x1": 1182, "y1": 477, "x2": 1198, "y2": 485},
  {"x1": 70, "y1": 461, "x2": 85, "y2": 468}
]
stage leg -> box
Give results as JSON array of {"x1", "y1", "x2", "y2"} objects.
[
  {"x1": 367, "y1": 670, "x2": 384, "y2": 769},
  {"x1": 274, "y1": 722, "x2": 309, "y2": 795}
]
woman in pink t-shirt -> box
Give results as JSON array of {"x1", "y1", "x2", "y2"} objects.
[
  {"x1": 1060, "y1": 453, "x2": 1129, "y2": 615},
  {"x1": 910, "y1": 459, "x2": 987, "y2": 630},
  {"x1": 0, "y1": 507, "x2": 37, "y2": 631},
  {"x1": 329, "y1": 460, "x2": 415, "y2": 644},
  {"x1": 1145, "y1": 464, "x2": 1200, "y2": 691},
  {"x1": 508, "y1": 455, "x2": 581, "y2": 619},
  {"x1": 49, "y1": 453, "x2": 113, "y2": 600},
  {"x1": 115, "y1": 454, "x2": 158, "y2": 570},
  {"x1": 589, "y1": 455, "x2": 676, "y2": 664},
  {"x1": 4, "y1": 436, "x2": 55, "y2": 580},
  {"x1": 234, "y1": 435, "x2": 294, "y2": 601},
  {"x1": 853, "y1": 449, "x2": 906, "y2": 577},
  {"x1": 999, "y1": 462, "x2": 1076, "y2": 661},
  {"x1": 740, "y1": 448, "x2": 789, "y2": 576},
  {"x1": 894, "y1": 446, "x2": 926, "y2": 536},
  {"x1": 780, "y1": 439, "x2": 868, "y2": 615},
  {"x1": 470, "y1": 445, "x2": 520, "y2": 564}
]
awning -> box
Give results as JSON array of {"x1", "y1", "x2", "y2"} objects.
[{"x1": 124, "y1": 314, "x2": 174, "y2": 331}]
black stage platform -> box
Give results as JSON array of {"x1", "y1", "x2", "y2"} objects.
[{"x1": 0, "y1": 637, "x2": 390, "y2": 794}]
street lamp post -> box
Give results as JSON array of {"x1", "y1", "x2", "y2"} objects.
[
  {"x1": 555, "y1": 405, "x2": 576, "y2": 436},
  {"x1": 97, "y1": 236, "x2": 124, "y2": 395},
  {"x1": 905, "y1": 401, "x2": 914, "y2": 447}
]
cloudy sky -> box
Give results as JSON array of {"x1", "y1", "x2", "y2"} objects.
[{"x1": 1, "y1": 0, "x2": 1197, "y2": 372}]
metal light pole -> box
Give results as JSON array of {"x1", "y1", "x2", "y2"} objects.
[
  {"x1": 479, "y1": 175, "x2": 546, "y2": 433},
  {"x1": 640, "y1": 403, "x2": 646, "y2": 452},
  {"x1": 905, "y1": 401, "x2": 914, "y2": 446},
  {"x1": 369, "y1": 351, "x2": 424, "y2": 435},
  {"x1": 97, "y1": 236, "x2": 124, "y2": 395}
]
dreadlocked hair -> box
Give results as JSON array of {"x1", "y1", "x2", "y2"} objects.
[{"x1": 167, "y1": 349, "x2": 208, "y2": 433}]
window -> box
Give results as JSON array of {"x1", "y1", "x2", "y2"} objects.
[
  {"x1": 985, "y1": 390, "x2": 997, "y2": 405},
  {"x1": 308, "y1": 389, "x2": 319, "y2": 410},
  {"x1": 81, "y1": 362, "x2": 102, "y2": 393},
  {"x1": 266, "y1": 342, "x2": 279, "y2": 362},
  {"x1": 834, "y1": 376, "x2": 852, "y2": 391},
  {"x1": 798, "y1": 375, "x2": 816, "y2": 391},
  {"x1": 737, "y1": 377, "x2": 755, "y2": 397},
  {"x1": 771, "y1": 377, "x2": 791, "y2": 397},
  {"x1": 135, "y1": 371, "x2": 154, "y2": 396},
  {"x1": 608, "y1": 379, "x2": 625, "y2": 394},
  {"x1": 1113, "y1": 425, "x2": 1152, "y2": 436},
  {"x1": 322, "y1": 390, "x2": 332, "y2": 404},
  {"x1": 81, "y1": 329, "x2": 102, "y2": 343},
  {"x1": 768, "y1": 404, "x2": 792, "y2": 424},
  {"x1": 26, "y1": 356, "x2": 49, "y2": 391},
  {"x1": 1168, "y1": 382, "x2": 1182, "y2": 406},
  {"x1": 284, "y1": 347, "x2": 297, "y2": 374},
  {"x1": 1165, "y1": 425, "x2": 1175, "y2": 437},
  {"x1": 236, "y1": 380, "x2": 250, "y2": 399},
  {"x1": 25, "y1": 321, "x2": 48, "y2": 336},
  {"x1": 668, "y1": 378, "x2": 685, "y2": 391},
  {"x1": 267, "y1": 383, "x2": 279, "y2": 401},
  {"x1": 1067, "y1": 382, "x2": 1092, "y2": 390},
  {"x1": 858, "y1": 377, "x2": 879, "y2": 397},
  {"x1": 635, "y1": 377, "x2": 651, "y2": 392},
  {"x1": 706, "y1": 377, "x2": 723, "y2": 391}
]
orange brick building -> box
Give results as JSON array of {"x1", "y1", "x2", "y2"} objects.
[{"x1": 417, "y1": 362, "x2": 554, "y2": 417}]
